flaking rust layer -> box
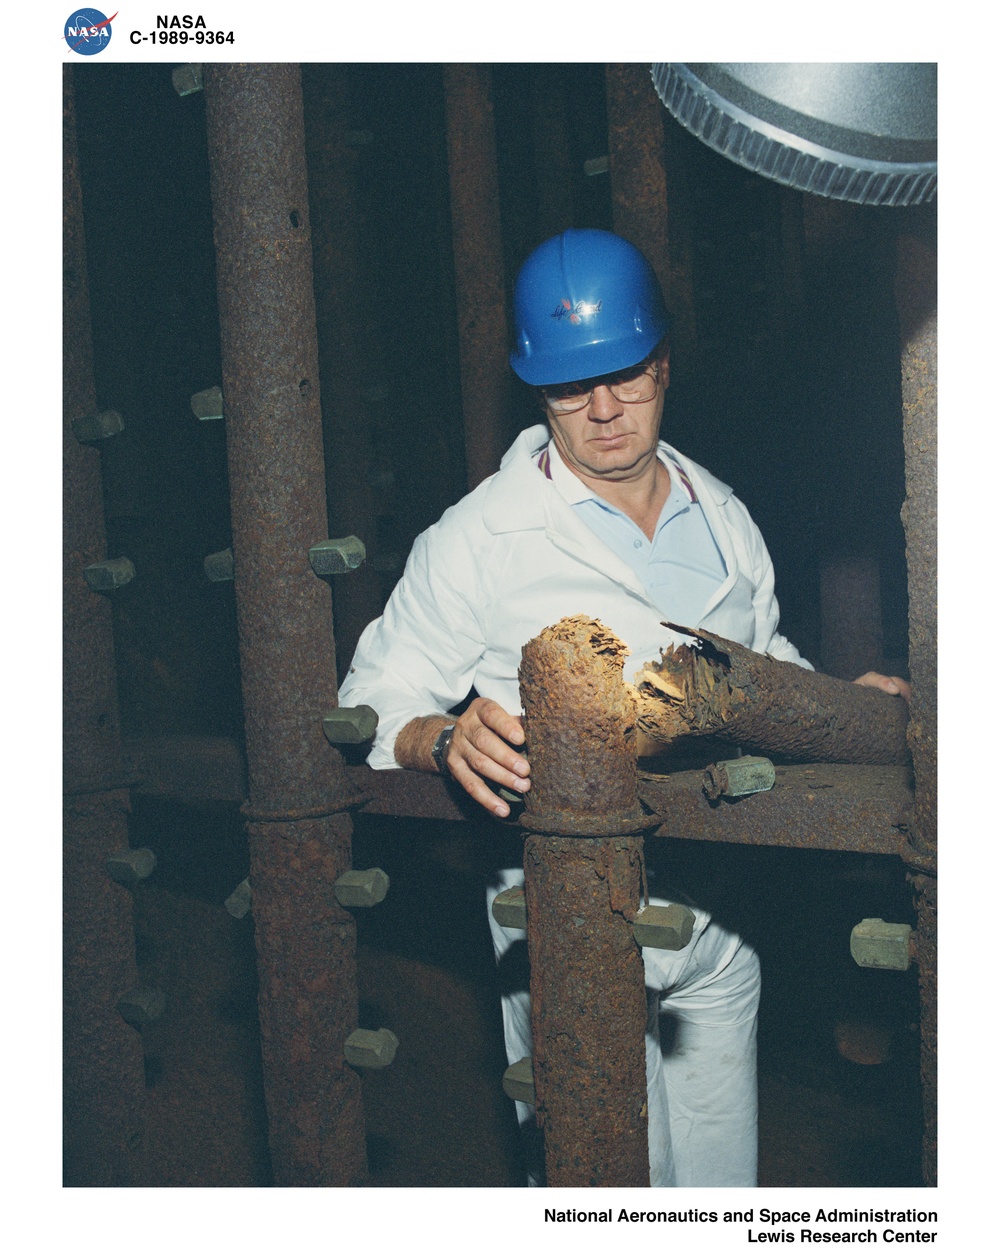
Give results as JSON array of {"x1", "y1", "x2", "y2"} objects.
[
  {"x1": 635, "y1": 624, "x2": 910, "y2": 765},
  {"x1": 519, "y1": 615, "x2": 640, "y2": 824}
]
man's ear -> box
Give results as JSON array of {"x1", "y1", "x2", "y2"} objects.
[{"x1": 659, "y1": 343, "x2": 671, "y2": 391}]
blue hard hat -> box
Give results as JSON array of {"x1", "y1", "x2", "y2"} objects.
[{"x1": 509, "y1": 228, "x2": 670, "y2": 387}]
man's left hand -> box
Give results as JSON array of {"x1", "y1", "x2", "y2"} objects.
[{"x1": 854, "y1": 672, "x2": 912, "y2": 702}]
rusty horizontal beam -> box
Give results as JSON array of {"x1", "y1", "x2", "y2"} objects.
[
  {"x1": 121, "y1": 736, "x2": 911, "y2": 856},
  {"x1": 641, "y1": 763, "x2": 911, "y2": 855}
]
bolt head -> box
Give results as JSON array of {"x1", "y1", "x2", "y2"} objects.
[
  {"x1": 172, "y1": 64, "x2": 204, "y2": 96},
  {"x1": 117, "y1": 986, "x2": 165, "y2": 1028},
  {"x1": 106, "y1": 849, "x2": 157, "y2": 885},
  {"x1": 502, "y1": 1057, "x2": 535, "y2": 1105},
  {"x1": 334, "y1": 868, "x2": 390, "y2": 908},
  {"x1": 225, "y1": 878, "x2": 252, "y2": 919},
  {"x1": 632, "y1": 903, "x2": 696, "y2": 951},
  {"x1": 204, "y1": 549, "x2": 235, "y2": 582},
  {"x1": 83, "y1": 557, "x2": 135, "y2": 592},
  {"x1": 72, "y1": 409, "x2": 125, "y2": 444},
  {"x1": 850, "y1": 918, "x2": 913, "y2": 971},
  {"x1": 345, "y1": 1027, "x2": 398, "y2": 1069},
  {"x1": 309, "y1": 536, "x2": 367, "y2": 576},
  {"x1": 323, "y1": 705, "x2": 379, "y2": 745},
  {"x1": 491, "y1": 886, "x2": 527, "y2": 930},
  {"x1": 190, "y1": 385, "x2": 224, "y2": 420}
]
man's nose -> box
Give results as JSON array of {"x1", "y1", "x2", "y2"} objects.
[{"x1": 588, "y1": 384, "x2": 624, "y2": 421}]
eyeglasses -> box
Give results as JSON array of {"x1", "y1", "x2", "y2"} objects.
[{"x1": 542, "y1": 359, "x2": 660, "y2": 416}]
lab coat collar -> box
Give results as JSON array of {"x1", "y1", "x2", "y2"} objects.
[{"x1": 483, "y1": 424, "x2": 735, "y2": 534}]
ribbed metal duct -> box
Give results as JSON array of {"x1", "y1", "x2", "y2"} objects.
[{"x1": 651, "y1": 63, "x2": 936, "y2": 206}]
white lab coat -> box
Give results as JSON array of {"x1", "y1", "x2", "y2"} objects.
[
  {"x1": 340, "y1": 423, "x2": 809, "y2": 768},
  {"x1": 339, "y1": 423, "x2": 810, "y2": 1187}
]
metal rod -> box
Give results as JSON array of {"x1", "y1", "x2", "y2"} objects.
[
  {"x1": 519, "y1": 618, "x2": 651, "y2": 1185},
  {"x1": 302, "y1": 66, "x2": 387, "y2": 675},
  {"x1": 895, "y1": 224, "x2": 937, "y2": 1187},
  {"x1": 203, "y1": 63, "x2": 366, "y2": 1187},
  {"x1": 443, "y1": 64, "x2": 511, "y2": 489},
  {"x1": 62, "y1": 65, "x2": 148, "y2": 1187},
  {"x1": 606, "y1": 64, "x2": 671, "y2": 303}
]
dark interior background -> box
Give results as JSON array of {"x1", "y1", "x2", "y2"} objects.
[{"x1": 69, "y1": 62, "x2": 930, "y2": 1187}]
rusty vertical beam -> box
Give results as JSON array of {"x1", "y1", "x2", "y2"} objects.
[
  {"x1": 442, "y1": 64, "x2": 511, "y2": 489},
  {"x1": 606, "y1": 64, "x2": 695, "y2": 359},
  {"x1": 63, "y1": 66, "x2": 148, "y2": 1186},
  {"x1": 519, "y1": 618, "x2": 652, "y2": 1186},
  {"x1": 605, "y1": 64, "x2": 671, "y2": 300},
  {"x1": 202, "y1": 63, "x2": 366, "y2": 1187},
  {"x1": 895, "y1": 226, "x2": 937, "y2": 1187},
  {"x1": 302, "y1": 67, "x2": 388, "y2": 675}
]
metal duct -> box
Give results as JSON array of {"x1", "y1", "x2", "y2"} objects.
[{"x1": 651, "y1": 63, "x2": 936, "y2": 206}]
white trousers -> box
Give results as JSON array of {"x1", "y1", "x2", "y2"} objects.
[{"x1": 486, "y1": 866, "x2": 760, "y2": 1187}]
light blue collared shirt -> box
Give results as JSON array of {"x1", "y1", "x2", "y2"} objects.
[{"x1": 539, "y1": 439, "x2": 728, "y2": 628}]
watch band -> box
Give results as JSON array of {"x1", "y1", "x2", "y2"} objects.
[{"x1": 431, "y1": 724, "x2": 456, "y2": 777}]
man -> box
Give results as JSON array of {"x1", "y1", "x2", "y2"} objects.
[{"x1": 339, "y1": 228, "x2": 907, "y2": 1186}]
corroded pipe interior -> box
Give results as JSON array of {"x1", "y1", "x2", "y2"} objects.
[{"x1": 519, "y1": 615, "x2": 640, "y2": 824}]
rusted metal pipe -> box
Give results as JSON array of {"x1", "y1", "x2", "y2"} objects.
[
  {"x1": 518, "y1": 617, "x2": 653, "y2": 1186},
  {"x1": 302, "y1": 67, "x2": 387, "y2": 676},
  {"x1": 606, "y1": 64, "x2": 671, "y2": 306},
  {"x1": 63, "y1": 66, "x2": 148, "y2": 1187},
  {"x1": 635, "y1": 624, "x2": 911, "y2": 764},
  {"x1": 203, "y1": 63, "x2": 366, "y2": 1187},
  {"x1": 895, "y1": 225, "x2": 937, "y2": 1187},
  {"x1": 443, "y1": 64, "x2": 511, "y2": 489},
  {"x1": 606, "y1": 64, "x2": 695, "y2": 356}
]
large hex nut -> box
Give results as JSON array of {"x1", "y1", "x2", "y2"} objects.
[
  {"x1": 190, "y1": 385, "x2": 224, "y2": 420},
  {"x1": 850, "y1": 918, "x2": 913, "y2": 971},
  {"x1": 334, "y1": 868, "x2": 389, "y2": 908},
  {"x1": 632, "y1": 903, "x2": 696, "y2": 951},
  {"x1": 502, "y1": 1057, "x2": 535, "y2": 1105},
  {"x1": 83, "y1": 557, "x2": 136, "y2": 592},
  {"x1": 345, "y1": 1027, "x2": 399, "y2": 1070},
  {"x1": 309, "y1": 536, "x2": 367, "y2": 576},
  {"x1": 323, "y1": 706, "x2": 379, "y2": 745},
  {"x1": 204, "y1": 549, "x2": 235, "y2": 582},
  {"x1": 703, "y1": 755, "x2": 776, "y2": 800},
  {"x1": 106, "y1": 848, "x2": 157, "y2": 885},
  {"x1": 117, "y1": 986, "x2": 166, "y2": 1029},
  {"x1": 224, "y1": 878, "x2": 252, "y2": 919},
  {"x1": 172, "y1": 64, "x2": 204, "y2": 96},
  {"x1": 491, "y1": 886, "x2": 527, "y2": 930},
  {"x1": 72, "y1": 409, "x2": 125, "y2": 444}
]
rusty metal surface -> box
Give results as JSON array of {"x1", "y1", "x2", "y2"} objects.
[
  {"x1": 301, "y1": 67, "x2": 388, "y2": 674},
  {"x1": 63, "y1": 67, "x2": 148, "y2": 1186},
  {"x1": 443, "y1": 64, "x2": 511, "y2": 489},
  {"x1": 637, "y1": 625, "x2": 911, "y2": 765},
  {"x1": 519, "y1": 616, "x2": 647, "y2": 829},
  {"x1": 642, "y1": 763, "x2": 911, "y2": 855},
  {"x1": 249, "y1": 813, "x2": 365, "y2": 1185},
  {"x1": 606, "y1": 64, "x2": 671, "y2": 305},
  {"x1": 525, "y1": 833, "x2": 649, "y2": 1185},
  {"x1": 896, "y1": 226, "x2": 937, "y2": 1187},
  {"x1": 203, "y1": 63, "x2": 365, "y2": 1186},
  {"x1": 517, "y1": 618, "x2": 650, "y2": 1185}
]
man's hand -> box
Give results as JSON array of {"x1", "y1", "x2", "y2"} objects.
[
  {"x1": 447, "y1": 697, "x2": 530, "y2": 817},
  {"x1": 393, "y1": 698, "x2": 530, "y2": 818},
  {"x1": 854, "y1": 671, "x2": 912, "y2": 702}
]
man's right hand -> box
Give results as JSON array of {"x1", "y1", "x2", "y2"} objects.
[
  {"x1": 447, "y1": 698, "x2": 530, "y2": 818},
  {"x1": 393, "y1": 699, "x2": 530, "y2": 818}
]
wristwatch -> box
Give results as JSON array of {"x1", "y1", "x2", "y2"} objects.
[{"x1": 431, "y1": 724, "x2": 456, "y2": 777}]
